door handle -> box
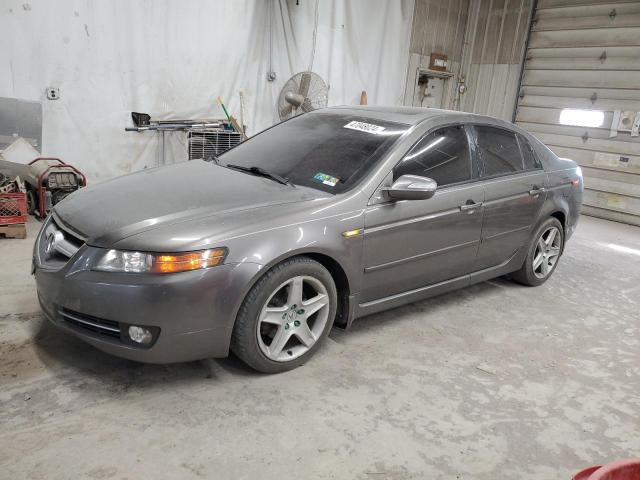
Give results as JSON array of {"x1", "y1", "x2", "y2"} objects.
[
  {"x1": 529, "y1": 187, "x2": 546, "y2": 196},
  {"x1": 460, "y1": 201, "x2": 483, "y2": 212}
]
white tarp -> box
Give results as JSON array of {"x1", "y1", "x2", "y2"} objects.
[{"x1": 1, "y1": 0, "x2": 413, "y2": 182}]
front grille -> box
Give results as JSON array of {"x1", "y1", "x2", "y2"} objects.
[
  {"x1": 38, "y1": 215, "x2": 85, "y2": 268},
  {"x1": 60, "y1": 309, "x2": 121, "y2": 339},
  {"x1": 188, "y1": 129, "x2": 242, "y2": 160}
]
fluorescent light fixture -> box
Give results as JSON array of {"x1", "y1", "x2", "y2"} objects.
[{"x1": 559, "y1": 109, "x2": 605, "y2": 128}]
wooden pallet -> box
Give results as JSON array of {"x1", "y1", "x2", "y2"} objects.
[{"x1": 0, "y1": 223, "x2": 26, "y2": 239}]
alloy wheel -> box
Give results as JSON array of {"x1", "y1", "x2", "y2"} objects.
[
  {"x1": 257, "y1": 275, "x2": 330, "y2": 362},
  {"x1": 532, "y1": 226, "x2": 562, "y2": 279}
]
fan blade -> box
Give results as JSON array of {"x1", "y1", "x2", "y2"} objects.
[
  {"x1": 298, "y1": 72, "x2": 311, "y2": 99},
  {"x1": 280, "y1": 104, "x2": 293, "y2": 118},
  {"x1": 300, "y1": 98, "x2": 313, "y2": 112}
]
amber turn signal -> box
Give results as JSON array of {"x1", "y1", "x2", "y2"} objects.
[
  {"x1": 341, "y1": 228, "x2": 362, "y2": 238},
  {"x1": 151, "y1": 248, "x2": 227, "y2": 274}
]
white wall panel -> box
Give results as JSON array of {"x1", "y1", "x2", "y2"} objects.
[
  {"x1": 536, "y1": 2, "x2": 640, "y2": 19},
  {"x1": 534, "y1": 134, "x2": 640, "y2": 159},
  {"x1": 529, "y1": 26, "x2": 640, "y2": 47},
  {"x1": 0, "y1": 0, "x2": 414, "y2": 181},
  {"x1": 522, "y1": 70, "x2": 640, "y2": 89},
  {"x1": 524, "y1": 57, "x2": 640, "y2": 71},
  {"x1": 520, "y1": 95, "x2": 640, "y2": 111},
  {"x1": 517, "y1": 85, "x2": 640, "y2": 101}
]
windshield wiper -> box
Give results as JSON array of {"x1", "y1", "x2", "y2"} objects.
[{"x1": 225, "y1": 164, "x2": 293, "y2": 186}]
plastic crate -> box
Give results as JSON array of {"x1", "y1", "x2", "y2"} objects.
[{"x1": 0, "y1": 192, "x2": 27, "y2": 225}]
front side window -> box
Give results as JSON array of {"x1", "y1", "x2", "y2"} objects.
[
  {"x1": 475, "y1": 126, "x2": 525, "y2": 177},
  {"x1": 393, "y1": 125, "x2": 473, "y2": 187},
  {"x1": 218, "y1": 112, "x2": 409, "y2": 194}
]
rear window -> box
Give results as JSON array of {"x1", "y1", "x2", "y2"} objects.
[
  {"x1": 518, "y1": 135, "x2": 542, "y2": 170},
  {"x1": 475, "y1": 126, "x2": 524, "y2": 177},
  {"x1": 219, "y1": 112, "x2": 409, "y2": 194}
]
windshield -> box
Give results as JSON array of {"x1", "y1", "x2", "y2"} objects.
[{"x1": 218, "y1": 111, "x2": 409, "y2": 194}]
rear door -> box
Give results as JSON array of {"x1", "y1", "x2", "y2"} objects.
[
  {"x1": 472, "y1": 126, "x2": 547, "y2": 271},
  {"x1": 361, "y1": 125, "x2": 484, "y2": 303}
]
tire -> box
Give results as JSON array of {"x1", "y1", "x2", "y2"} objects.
[
  {"x1": 511, "y1": 217, "x2": 564, "y2": 287},
  {"x1": 231, "y1": 257, "x2": 337, "y2": 373}
]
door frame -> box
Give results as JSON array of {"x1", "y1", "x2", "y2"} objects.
[
  {"x1": 368, "y1": 122, "x2": 481, "y2": 203},
  {"x1": 360, "y1": 122, "x2": 486, "y2": 306},
  {"x1": 466, "y1": 123, "x2": 548, "y2": 270}
]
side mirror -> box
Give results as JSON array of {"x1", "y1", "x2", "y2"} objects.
[{"x1": 384, "y1": 175, "x2": 437, "y2": 201}]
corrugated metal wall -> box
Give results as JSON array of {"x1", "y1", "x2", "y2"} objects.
[
  {"x1": 408, "y1": 0, "x2": 533, "y2": 120},
  {"x1": 514, "y1": 0, "x2": 640, "y2": 226},
  {"x1": 410, "y1": 0, "x2": 469, "y2": 62},
  {"x1": 406, "y1": 0, "x2": 470, "y2": 108},
  {"x1": 458, "y1": 0, "x2": 533, "y2": 120}
]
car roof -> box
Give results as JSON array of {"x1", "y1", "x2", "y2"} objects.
[
  {"x1": 323, "y1": 105, "x2": 476, "y2": 125},
  {"x1": 322, "y1": 105, "x2": 516, "y2": 130},
  {"x1": 319, "y1": 105, "x2": 560, "y2": 169}
]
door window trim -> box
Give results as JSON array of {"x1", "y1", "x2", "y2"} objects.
[
  {"x1": 469, "y1": 124, "x2": 544, "y2": 181},
  {"x1": 391, "y1": 123, "x2": 481, "y2": 190},
  {"x1": 515, "y1": 133, "x2": 543, "y2": 171}
]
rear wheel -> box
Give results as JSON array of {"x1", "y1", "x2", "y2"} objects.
[
  {"x1": 511, "y1": 217, "x2": 564, "y2": 286},
  {"x1": 231, "y1": 257, "x2": 337, "y2": 373}
]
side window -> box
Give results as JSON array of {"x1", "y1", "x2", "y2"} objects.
[
  {"x1": 475, "y1": 126, "x2": 524, "y2": 177},
  {"x1": 518, "y1": 135, "x2": 542, "y2": 170},
  {"x1": 394, "y1": 125, "x2": 473, "y2": 187}
]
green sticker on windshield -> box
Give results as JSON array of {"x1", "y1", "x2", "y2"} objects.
[{"x1": 314, "y1": 172, "x2": 340, "y2": 187}]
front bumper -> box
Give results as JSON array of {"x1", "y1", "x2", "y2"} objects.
[{"x1": 35, "y1": 246, "x2": 262, "y2": 363}]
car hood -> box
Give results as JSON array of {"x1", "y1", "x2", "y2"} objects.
[{"x1": 54, "y1": 160, "x2": 328, "y2": 248}]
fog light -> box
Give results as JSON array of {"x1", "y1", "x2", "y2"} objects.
[{"x1": 128, "y1": 326, "x2": 153, "y2": 345}]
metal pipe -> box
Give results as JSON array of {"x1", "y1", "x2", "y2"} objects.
[{"x1": 125, "y1": 123, "x2": 223, "y2": 132}]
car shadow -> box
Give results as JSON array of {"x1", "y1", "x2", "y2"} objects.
[
  {"x1": 333, "y1": 276, "x2": 518, "y2": 337},
  {"x1": 29, "y1": 276, "x2": 521, "y2": 387},
  {"x1": 30, "y1": 319, "x2": 259, "y2": 390}
]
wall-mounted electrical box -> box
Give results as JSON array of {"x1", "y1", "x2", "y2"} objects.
[{"x1": 46, "y1": 88, "x2": 60, "y2": 100}]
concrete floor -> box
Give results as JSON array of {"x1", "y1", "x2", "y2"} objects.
[{"x1": 1, "y1": 215, "x2": 639, "y2": 479}]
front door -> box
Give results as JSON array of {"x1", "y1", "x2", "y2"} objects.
[
  {"x1": 361, "y1": 125, "x2": 484, "y2": 303},
  {"x1": 472, "y1": 126, "x2": 547, "y2": 270}
]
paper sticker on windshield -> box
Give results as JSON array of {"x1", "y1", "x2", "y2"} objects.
[
  {"x1": 314, "y1": 172, "x2": 340, "y2": 187},
  {"x1": 344, "y1": 121, "x2": 386, "y2": 134}
]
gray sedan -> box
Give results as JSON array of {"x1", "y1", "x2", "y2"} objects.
[{"x1": 33, "y1": 106, "x2": 583, "y2": 373}]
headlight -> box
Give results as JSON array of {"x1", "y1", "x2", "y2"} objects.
[{"x1": 93, "y1": 248, "x2": 227, "y2": 274}]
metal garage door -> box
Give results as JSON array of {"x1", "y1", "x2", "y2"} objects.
[{"x1": 514, "y1": 0, "x2": 640, "y2": 226}]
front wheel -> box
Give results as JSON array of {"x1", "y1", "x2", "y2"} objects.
[
  {"x1": 231, "y1": 257, "x2": 337, "y2": 373},
  {"x1": 511, "y1": 217, "x2": 564, "y2": 286}
]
